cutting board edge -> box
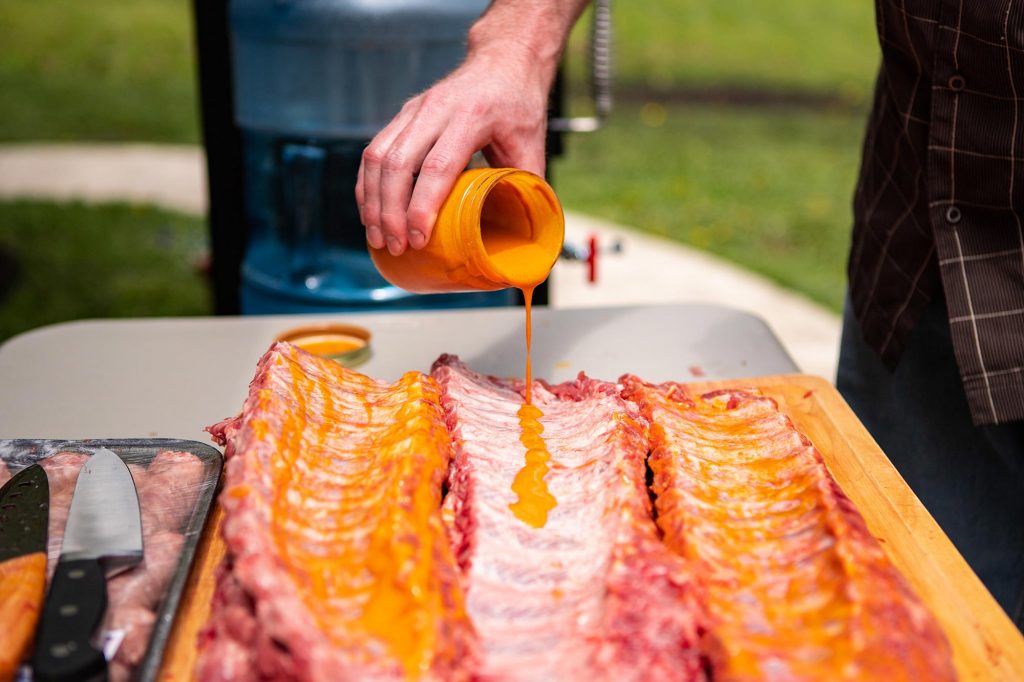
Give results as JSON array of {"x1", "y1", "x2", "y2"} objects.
[{"x1": 701, "y1": 373, "x2": 1024, "y2": 680}]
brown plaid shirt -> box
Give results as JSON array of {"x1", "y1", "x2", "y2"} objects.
[{"x1": 851, "y1": 0, "x2": 1024, "y2": 425}]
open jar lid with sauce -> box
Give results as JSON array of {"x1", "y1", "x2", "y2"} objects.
[{"x1": 274, "y1": 323, "x2": 372, "y2": 368}]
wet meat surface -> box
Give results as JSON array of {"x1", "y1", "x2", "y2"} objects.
[
  {"x1": 433, "y1": 356, "x2": 705, "y2": 681},
  {"x1": 623, "y1": 380, "x2": 957, "y2": 681},
  {"x1": 199, "y1": 343, "x2": 472, "y2": 681},
  {"x1": 187, "y1": 346, "x2": 957, "y2": 681}
]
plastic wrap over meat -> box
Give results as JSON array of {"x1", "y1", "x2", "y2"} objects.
[
  {"x1": 622, "y1": 379, "x2": 957, "y2": 681},
  {"x1": 38, "y1": 452, "x2": 89, "y2": 578},
  {"x1": 0, "y1": 446, "x2": 211, "y2": 682},
  {"x1": 431, "y1": 356, "x2": 706, "y2": 681},
  {"x1": 199, "y1": 342, "x2": 474, "y2": 682}
]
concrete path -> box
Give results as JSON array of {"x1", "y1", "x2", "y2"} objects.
[
  {"x1": 0, "y1": 143, "x2": 842, "y2": 379},
  {"x1": 0, "y1": 144, "x2": 208, "y2": 215}
]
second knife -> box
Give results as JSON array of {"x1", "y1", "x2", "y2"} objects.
[
  {"x1": 31, "y1": 448, "x2": 143, "y2": 682},
  {"x1": 0, "y1": 464, "x2": 49, "y2": 682}
]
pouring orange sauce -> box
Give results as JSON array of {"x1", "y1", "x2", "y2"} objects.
[
  {"x1": 484, "y1": 195, "x2": 558, "y2": 528},
  {"x1": 370, "y1": 169, "x2": 564, "y2": 529}
]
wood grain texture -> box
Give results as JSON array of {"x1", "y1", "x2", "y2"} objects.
[
  {"x1": 157, "y1": 505, "x2": 224, "y2": 682},
  {"x1": 0, "y1": 551, "x2": 46, "y2": 681},
  {"x1": 156, "y1": 375, "x2": 1024, "y2": 681}
]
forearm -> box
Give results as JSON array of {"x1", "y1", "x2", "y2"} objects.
[
  {"x1": 358, "y1": 0, "x2": 591, "y2": 255},
  {"x1": 467, "y1": 0, "x2": 591, "y2": 92}
]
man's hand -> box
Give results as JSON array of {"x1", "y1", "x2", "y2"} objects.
[{"x1": 356, "y1": 0, "x2": 588, "y2": 256}]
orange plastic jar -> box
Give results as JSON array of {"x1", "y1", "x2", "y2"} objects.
[{"x1": 370, "y1": 168, "x2": 564, "y2": 293}]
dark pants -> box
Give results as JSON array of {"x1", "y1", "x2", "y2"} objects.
[{"x1": 837, "y1": 293, "x2": 1024, "y2": 628}]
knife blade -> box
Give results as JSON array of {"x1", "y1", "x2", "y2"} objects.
[
  {"x1": 31, "y1": 448, "x2": 143, "y2": 682},
  {"x1": 0, "y1": 464, "x2": 49, "y2": 682}
]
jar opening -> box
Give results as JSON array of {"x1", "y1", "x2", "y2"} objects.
[{"x1": 479, "y1": 176, "x2": 563, "y2": 287}]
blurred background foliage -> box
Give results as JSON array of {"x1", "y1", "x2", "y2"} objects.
[
  {"x1": 0, "y1": 0, "x2": 879, "y2": 340},
  {"x1": 0, "y1": 0, "x2": 199, "y2": 142},
  {"x1": 568, "y1": 0, "x2": 876, "y2": 99}
]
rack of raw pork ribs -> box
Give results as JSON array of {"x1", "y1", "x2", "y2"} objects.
[{"x1": 194, "y1": 342, "x2": 956, "y2": 681}]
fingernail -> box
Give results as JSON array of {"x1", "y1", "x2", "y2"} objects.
[
  {"x1": 386, "y1": 236, "x2": 402, "y2": 256},
  {"x1": 409, "y1": 230, "x2": 425, "y2": 248},
  {"x1": 366, "y1": 225, "x2": 383, "y2": 248}
]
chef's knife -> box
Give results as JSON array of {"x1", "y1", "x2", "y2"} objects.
[
  {"x1": 31, "y1": 448, "x2": 143, "y2": 682},
  {"x1": 0, "y1": 464, "x2": 49, "y2": 682}
]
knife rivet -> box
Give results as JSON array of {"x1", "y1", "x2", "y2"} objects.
[
  {"x1": 59, "y1": 604, "x2": 79, "y2": 616},
  {"x1": 67, "y1": 569, "x2": 86, "y2": 579},
  {"x1": 50, "y1": 642, "x2": 77, "y2": 658}
]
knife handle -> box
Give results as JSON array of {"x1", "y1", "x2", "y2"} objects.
[
  {"x1": 0, "y1": 552, "x2": 47, "y2": 681},
  {"x1": 31, "y1": 558, "x2": 108, "y2": 682}
]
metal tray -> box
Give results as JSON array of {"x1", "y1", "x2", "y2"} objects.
[{"x1": 0, "y1": 438, "x2": 222, "y2": 682}]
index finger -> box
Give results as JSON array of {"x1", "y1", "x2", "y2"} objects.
[{"x1": 406, "y1": 121, "x2": 485, "y2": 245}]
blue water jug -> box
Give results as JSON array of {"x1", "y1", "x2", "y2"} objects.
[{"x1": 230, "y1": 0, "x2": 514, "y2": 313}]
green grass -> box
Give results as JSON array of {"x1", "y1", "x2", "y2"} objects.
[
  {"x1": 554, "y1": 102, "x2": 866, "y2": 312},
  {"x1": 0, "y1": 0, "x2": 198, "y2": 142},
  {"x1": 567, "y1": 0, "x2": 878, "y2": 103},
  {"x1": 0, "y1": 201, "x2": 211, "y2": 342},
  {"x1": 0, "y1": 0, "x2": 878, "y2": 143}
]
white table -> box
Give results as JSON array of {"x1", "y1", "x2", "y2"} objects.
[{"x1": 0, "y1": 304, "x2": 797, "y2": 443}]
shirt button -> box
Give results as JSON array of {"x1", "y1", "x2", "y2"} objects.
[
  {"x1": 945, "y1": 205, "x2": 962, "y2": 224},
  {"x1": 949, "y1": 74, "x2": 966, "y2": 91}
]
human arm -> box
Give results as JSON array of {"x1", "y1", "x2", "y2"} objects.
[{"x1": 356, "y1": 0, "x2": 590, "y2": 255}]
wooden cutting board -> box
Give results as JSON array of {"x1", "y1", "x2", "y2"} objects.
[{"x1": 156, "y1": 374, "x2": 1024, "y2": 681}]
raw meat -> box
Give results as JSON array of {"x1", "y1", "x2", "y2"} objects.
[
  {"x1": 197, "y1": 556, "x2": 328, "y2": 681},
  {"x1": 622, "y1": 380, "x2": 957, "y2": 681},
  {"x1": 137, "y1": 451, "x2": 205, "y2": 533},
  {"x1": 102, "y1": 529, "x2": 185, "y2": 682},
  {"x1": 432, "y1": 356, "x2": 705, "y2": 681},
  {"x1": 100, "y1": 453, "x2": 211, "y2": 678},
  {"x1": 105, "y1": 606, "x2": 156, "y2": 673},
  {"x1": 38, "y1": 451, "x2": 88, "y2": 495},
  {"x1": 199, "y1": 342, "x2": 474, "y2": 681},
  {"x1": 107, "y1": 531, "x2": 185, "y2": 611}
]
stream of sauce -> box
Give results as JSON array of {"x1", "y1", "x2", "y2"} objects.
[
  {"x1": 484, "y1": 206, "x2": 559, "y2": 529},
  {"x1": 506, "y1": 286, "x2": 557, "y2": 528}
]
